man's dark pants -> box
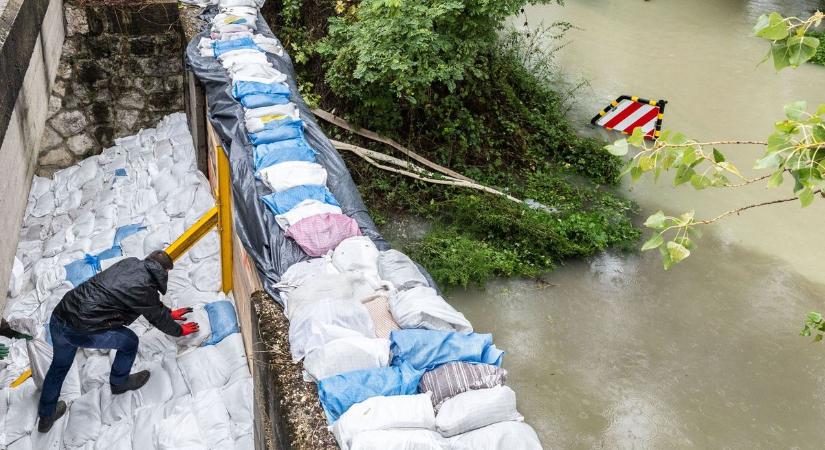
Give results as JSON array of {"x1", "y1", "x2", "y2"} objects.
[{"x1": 37, "y1": 314, "x2": 139, "y2": 417}]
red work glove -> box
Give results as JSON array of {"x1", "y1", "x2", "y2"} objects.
[
  {"x1": 171, "y1": 307, "x2": 193, "y2": 321},
  {"x1": 180, "y1": 322, "x2": 200, "y2": 336}
]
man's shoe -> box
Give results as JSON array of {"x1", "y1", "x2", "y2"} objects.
[
  {"x1": 38, "y1": 400, "x2": 67, "y2": 433},
  {"x1": 111, "y1": 370, "x2": 151, "y2": 395}
]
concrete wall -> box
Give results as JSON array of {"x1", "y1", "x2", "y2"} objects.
[{"x1": 0, "y1": 0, "x2": 64, "y2": 311}]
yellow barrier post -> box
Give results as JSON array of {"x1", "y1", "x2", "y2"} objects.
[{"x1": 164, "y1": 123, "x2": 233, "y2": 293}]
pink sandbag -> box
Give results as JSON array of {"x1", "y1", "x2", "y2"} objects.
[{"x1": 285, "y1": 213, "x2": 362, "y2": 257}]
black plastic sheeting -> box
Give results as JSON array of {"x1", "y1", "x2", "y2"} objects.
[{"x1": 186, "y1": 9, "x2": 434, "y2": 303}]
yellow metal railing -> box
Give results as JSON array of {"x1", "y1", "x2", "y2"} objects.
[{"x1": 165, "y1": 123, "x2": 233, "y2": 293}]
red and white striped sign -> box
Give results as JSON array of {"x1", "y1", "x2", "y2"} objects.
[{"x1": 594, "y1": 98, "x2": 662, "y2": 138}]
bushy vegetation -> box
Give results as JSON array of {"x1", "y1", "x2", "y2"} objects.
[{"x1": 262, "y1": 0, "x2": 640, "y2": 288}]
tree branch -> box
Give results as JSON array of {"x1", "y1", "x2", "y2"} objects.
[
  {"x1": 694, "y1": 190, "x2": 820, "y2": 225},
  {"x1": 312, "y1": 108, "x2": 473, "y2": 182}
]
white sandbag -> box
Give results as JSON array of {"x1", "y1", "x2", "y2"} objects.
[
  {"x1": 288, "y1": 298, "x2": 375, "y2": 361},
  {"x1": 8, "y1": 256, "x2": 26, "y2": 297},
  {"x1": 351, "y1": 429, "x2": 449, "y2": 450},
  {"x1": 303, "y1": 337, "x2": 390, "y2": 382},
  {"x1": 191, "y1": 182, "x2": 215, "y2": 217},
  {"x1": 132, "y1": 404, "x2": 164, "y2": 450},
  {"x1": 55, "y1": 190, "x2": 82, "y2": 216},
  {"x1": 3, "y1": 291, "x2": 40, "y2": 336},
  {"x1": 176, "y1": 306, "x2": 212, "y2": 349},
  {"x1": 88, "y1": 229, "x2": 117, "y2": 256},
  {"x1": 31, "y1": 190, "x2": 55, "y2": 218},
  {"x1": 278, "y1": 256, "x2": 339, "y2": 286},
  {"x1": 68, "y1": 159, "x2": 100, "y2": 190},
  {"x1": 133, "y1": 361, "x2": 174, "y2": 408},
  {"x1": 192, "y1": 388, "x2": 234, "y2": 449},
  {"x1": 435, "y1": 386, "x2": 522, "y2": 437},
  {"x1": 234, "y1": 434, "x2": 254, "y2": 450},
  {"x1": 27, "y1": 336, "x2": 54, "y2": 388},
  {"x1": 81, "y1": 354, "x2": 112, "y2": 392},
  {"x1": 333, "y1": 393, "x2": 436, "y2": 450},
  {"x1": 220, "y1": 376, "x2": 253, "y2": 439},
  {"x1": 189, "y1": 232, "x2": 219, "y2": 262},
  {"x1": 332, "y1": 236, "x2": 380, "y2": 280},
  {"x1": 448, "y1": 421, "x2": 542, "y2": 450},
  {"x1": 71, "y1": 211, "x2": 96, "y2": 240},
  {"x1": 143, "y1": 224, "x2": 172, "y2": 255},
  {"x1": 63, "y1": 388, "x2": 102, "y2": 448},
  {"x1": 29, "y1": 406, "x2": 67, "y2": 450},
  {"x1": 165, "y1": 185, "x2": 197, "y2": 218},
  {"x1": 42, "y1": 230, "x2": 69, "y2": 258},
  {"x1": 257, "y1": 161, "x2": 327, "y2": 193},
  {"x1": 378, "y1": 250, "x2": 429, "y2": 291},
  {"x1": 178, "y1": 333, "x2": 248, "y2": 394},
  {"x1": 144, "y1": 207, "x2": 171, "y2": 227},
  {"x1": 29, "y1": 175, "x2": 52, "y2": 200},
  {"x1": 285, "y1": 272, "x2": 355, "y2": 319},
  {"x1": 156, "y1": 411, "x2": 208, "y2": 450},
  {"x1": 190, "y1": 259, "x2": 221, "y2": 293},
  {"x1": 16, "y1": 240, "x2": 43, "y2": 269},
  {"x1": 133, "y1": 188, "x2": 160, "y2": 216},
  {"x1": 33, "y1": 258, "x2": 67, "y2": 299},
  {"x1": 3, "y1": 378, "x2": 40, "y2": 444},
  {"x1": 274, "y1": 199, "x2": 343, "y2": 230},
  {"x1": 162, "y1": 352, "x2": 190, "y2": 399},
  {"x1": 120, "y1": 229, "x2": 148, "y2": 258},
  {"x1": 100, "y1": 387, "x2": 134, "y2": 426},
  {"x1": 94, "y1": 205, "x2": 119, "y2": 234},
  {"x1": 389, "y1": 286, "x2": 473, "y2": 334},
  {"x1": 94, "y1": 421, "x2": 133, "y2": 450}
]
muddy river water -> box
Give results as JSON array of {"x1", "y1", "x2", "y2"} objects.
[{"x1": 445, "y1": 1, "x2": 825, "y2": 448}]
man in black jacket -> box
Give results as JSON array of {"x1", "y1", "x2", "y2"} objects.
[{"x1": 36, "y1": 250, "x2": 200, "y2": 432}]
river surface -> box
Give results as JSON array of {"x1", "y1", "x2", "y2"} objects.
[{"x1": 445, "y1": 1, "x2": 825, "y2": 448}]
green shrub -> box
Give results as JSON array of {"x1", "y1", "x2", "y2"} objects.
[{"x1": 406, "y1": 228, "x2": 520, "y2": 289}]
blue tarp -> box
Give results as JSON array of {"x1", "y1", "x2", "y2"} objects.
[
  {"x1": 203, "y1": 301, "x2": 240, "y2": 346},
  {"x1": 113, "y1": 224, "x2": 146, "y2": 247},
  {"x1": 253, "y1": 138, "x2": 316, "y2": 170},
  {"x1": 259, "y1": 185, "x2": 339, "y2": 215},
  {"x1": 317, "y1": 361, "x2": 423, "y2": 424},
  {"x1": 248, "y1": 119, "x2": 303, "y2": 146},
  {"x1": 390, "y1": 329, "x2": 504, "y2": 371}
]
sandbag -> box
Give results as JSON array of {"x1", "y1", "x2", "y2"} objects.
[
  {"x1": 178, "y1": 333, "x2": 248, "y2": 394},
  {"x1": 176, "y1": 305, "x2": 212, "y2": 349},
  {"x1": 257, "y1": 161, "x2": 327, "y2": 193},
  {"x1": 418, "y1": 362, "x2": 507, "y2": 409},
  {"x1": 449, "y1": 421, "x2": 542, "y2": 450},
  {"x1": 288, "y1": 298, "x2": 375, "y2": 361},
  {"x1": 332, "y1": 236, "x2": 380, "y2": 279},
  {"x1": 317, "y1": 361, "x2": 423, "y2": 424},
  {"x1": 203, "y1": 300, "x2": 240, "y2": 346},
  {"x1": 362, "y1": 295, "x2": 401, "y2": 339},
  {"x1": 390, "y1": 329, "x2": 504, "y2": 371},
  {"x1": 155, "y1": 411, "x2": 208, "y2": 450},
  {"x1": 220, "y1": 376, "x2": 254, "y2": 439},
  {"x1": 192, "y1": 388, "x2": 234, "y2": 449},
  {"x1": 285, "y1": 213, "x2": 362, "y2": 257},
  {"x1": 272, "y1": 199, "x2": 343, "y2": 230},
  {"x1": 434, "y1": 386, "x2": 522, "y2": 437},
  {"x1": 302, "y1": 337, "x2": 390, "y2": 382},
  {"x1": 378, "y1": 250, "x2": 429, "y2": 291},
  {"x1": 389, "y1": 286, "x2": 473, "y2": 334},
  {"x1": 350, "y1": 429, "x2": 449, "y2": 450},
  {"x1": 8, "y1": 257, "x2": 26, "y2": 298},
  {"x1": 333, "y1": 393, "x2": 436, "y2": 450},
  {"x1": 278, "y1": 257, "x2": 339, "y2": 287},
  {"x1": 62, "y1": 388, "x2": 102, "y2": 448}
]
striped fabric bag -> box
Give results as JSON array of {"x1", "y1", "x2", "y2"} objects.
[{"x1": 418, "y1": 361, "x2": 507, "y2": 409}]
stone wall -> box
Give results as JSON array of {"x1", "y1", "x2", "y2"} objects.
[{"x1": 37, "y1": 0, "x2": 184, "y2": 175}]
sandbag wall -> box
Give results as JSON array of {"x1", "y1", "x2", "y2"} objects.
[
  {"x1": 1, "y1": 114, "x2": 254, "y2": 449},
  {"x1": 188, "y1": 2, "x2": 543, "y2": 448}
]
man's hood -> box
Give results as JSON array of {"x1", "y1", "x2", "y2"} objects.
[{"x1": 145, "y1": 259, "x2": 169, "y2": 295}]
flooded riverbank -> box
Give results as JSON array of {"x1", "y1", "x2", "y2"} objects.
[{"x1": 446, "y1": 0, "x2": 825, "y2": 448}]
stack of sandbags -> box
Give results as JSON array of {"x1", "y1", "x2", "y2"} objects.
[{"x1": 1, "y1": 113, "x2": 253, "y2": 450}]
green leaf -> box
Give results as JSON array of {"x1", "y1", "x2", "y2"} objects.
[
  {"x1": 630, "y1": 166, "x2": 643, "y2": 181},
  {"x1": 670, "y1": 132, "x2": 688, "y2": 146},
  {"x1": 787, "y1": 36, "x2": 819, "y2": 67},
  {"x1": 712, "y1": 148, "x2": 726, "y2": 163},
  {"x1": 754, "y1": 152, "x2": 782, "y2": 170},
  {"x1": 813, "y1": 124, "x2": 825, "y2": 143},
  {"x1": 667, "y1": 241, "x2": 691, "y2": 263},
  {"x1": 767, "y1": 171, "x2": 784, "y2": 188},
  {"x1": 766, "y1": 132, "x2": 792, "y2": 152},
  {"x1": 678, "y1": 210, "x2": 695, "y2": 224},
  {"x1": 807, "y1": 311, "x2": 823, "y2": 323},
  {"x1": 674, "y1": 236, "x2": 696, "y2": 251},
  {"x1": 690, "y1": 174, "x2": 711, "y2": 190},
  {"x1": 754, "y1": 12, "x2": 789, "y2": 40},
  {"x1": 659, "y1": 245, "x2": 674, "y2": 270},
  {"x1": 817, "y1": 104, "x2": 825, "y2": 116},
  {"x1": 784, "y1": 101, "x2": 807, "y2": 121},
  {"x1": 771, "y1": 41, "x2": 791, "y2": 71},
  {"x1": 606, "y1": 139, "x2": 629, "y2": 156},
  {"x1": 799, "y1": 187, "x2": 814, "y2": 207},
  {"x1": 717, "y1": 162, "x2": 741, "y2": 177},
  {"x1": 627, "y1": 127, "x2": 645, "y2": 146},
  {"x1": 643, "y1": 210, "x2": 667, "y2": 229},
  {"x1": 641, "y1": 233, "x2": 664, "y2": 251},
  {"x1": 674, "y1": 166, "x2": 695, "y2": 186},
  {"x1": 639, "y1": 155, "x2": 655, "y2": 171}
]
